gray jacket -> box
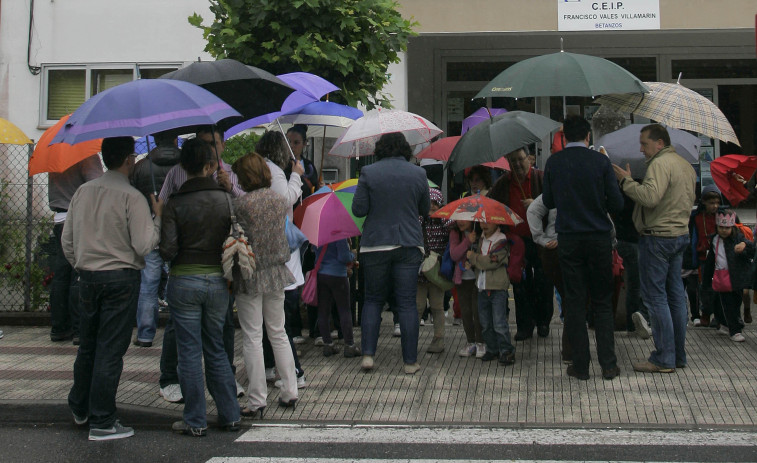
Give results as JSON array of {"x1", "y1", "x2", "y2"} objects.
[
  {"x1": 48, "y1": 155, "x2": 103, "y2": 211},
  {"x1": 352, "y1": 156, "x2": 430, "y2": 249}
]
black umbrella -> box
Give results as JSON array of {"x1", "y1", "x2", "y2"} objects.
[{"x1": 160, "y1": 59, "x2": 295, "y2": 131}]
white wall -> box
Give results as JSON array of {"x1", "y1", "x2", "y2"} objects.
[{"x1": 0, "y1": 0, "x2": 217, "y2": 141}]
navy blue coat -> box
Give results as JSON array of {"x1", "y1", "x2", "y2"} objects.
[{"x1": 352, "y1": 156, "x2": 430, "y2": 248}]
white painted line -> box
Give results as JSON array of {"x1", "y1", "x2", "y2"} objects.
[
  {"x1": 207, "y1": 459, "x2": 695, "y2": 463},
  {"x1": 234, "y1": 424, "x2": 757, "y2": 447}
]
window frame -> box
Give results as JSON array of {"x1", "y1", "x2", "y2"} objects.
[{"x1": 39, "y1": 62, "x2": 182, "y2": 129}]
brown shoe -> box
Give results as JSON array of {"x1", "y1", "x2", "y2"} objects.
[
  {"x1": 426, "y1": 337, "x2": 444, "y2": 353},
  {"x1": 632, "y1": 360, "x2": 674, "y2": 373}
]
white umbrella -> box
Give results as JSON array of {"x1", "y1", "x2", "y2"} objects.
[{"x1": 328, "y1": 108, "x2": 442, "y2": 158}]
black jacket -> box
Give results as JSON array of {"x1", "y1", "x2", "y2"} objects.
[
  {"x1": 159, "y1": 177, "x2": 231, "y2": 267},
  {"x1": 702, "y1": 229, "x2": 756, "y2": 291},
  {"x1": 131, "y1": 145, "x2": 181, "y2": 211}
]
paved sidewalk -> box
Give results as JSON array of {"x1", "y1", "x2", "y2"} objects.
[{"x1": 2, "y1": 314, "x2": 757, "y2": 428}]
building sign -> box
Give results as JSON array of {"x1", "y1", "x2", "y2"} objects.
[{"x1": 558, "y1": 0, "x2": 660, "y2": 31}]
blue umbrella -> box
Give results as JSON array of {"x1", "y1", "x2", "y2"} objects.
[
  {"x1": 51, "y1": 79, "x2": 241, "y2": 145},
  {"x1": 278, "y1": 101, "x2": 362, "y2": 128}
]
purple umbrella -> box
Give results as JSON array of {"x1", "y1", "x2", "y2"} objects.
[
  {"x1": 277, "y1": 72, "x2": 339, "y2": 101},
  {"x1": 51, "y1": 79, "x2": 241, "y2": 145},
  {"x1": 224, "y1": 73, "x2": 341, "y2": 139},
  {"x1": 461, "y1": 107, "x2": 508, "y2": 135}
]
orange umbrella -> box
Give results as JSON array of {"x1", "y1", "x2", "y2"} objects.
[{"x1": 28, "y1": 114, "x2": 102, "y2": 176}]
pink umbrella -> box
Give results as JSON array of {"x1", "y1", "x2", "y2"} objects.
[
  {"x1": 461, "y1": 107, "x2": 508, "y2": 135},
  {"x1": 298, "y1": 191, "x2": 364, "y2": 246}
]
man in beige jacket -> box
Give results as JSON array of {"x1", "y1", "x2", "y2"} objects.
[{"x1": 613, "y1": 124, "x2": 696, "y2": 374}]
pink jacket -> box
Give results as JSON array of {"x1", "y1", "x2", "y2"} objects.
[{"x1": 449, "y1": 228, "x2": 473, "y2": 285}]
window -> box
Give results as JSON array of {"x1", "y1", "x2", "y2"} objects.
[{"x1": 40, "y1": 63, "x2": 180, "y2": 127}]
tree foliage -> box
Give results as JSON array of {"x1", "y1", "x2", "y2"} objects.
[{"x1": 189, "y1": 0, "x2": 417, "y2": 109}]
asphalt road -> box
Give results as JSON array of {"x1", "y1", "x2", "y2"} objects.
[{"x1": 2, "y1": 403, "x2": 757, "y2": 463}]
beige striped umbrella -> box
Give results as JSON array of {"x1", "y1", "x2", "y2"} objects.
[{"x1": 595, "y1": 81, "x2": 739, "y2": 146}]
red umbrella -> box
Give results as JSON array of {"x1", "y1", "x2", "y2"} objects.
[
  {"x1": 416, "y1": 136, "x2": 460, "y2": 162},
  {"x1": 28, "y1": 114, "x2": 102, "y2": 176},
  {"x1": 710, "y1": 154, "x2": 757, "y2": 206},
  {"x1": 431, "y1": 194, "x2": 522, "y2": 226}
]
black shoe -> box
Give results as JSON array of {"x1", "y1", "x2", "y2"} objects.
[
  {"x1": 602, "y1": 366, "x2": 620, "y2": 380},
  {"x1": 50, "y1": 330, "x2": 73, "y2": 342},
  {"x1": 132, "y1": 339, "x2": 153, "y2": 348},
  {"x1": 566, "y1": 365, "x2": 590, "y2": 380},
  {"x1": 480, "y1": 351, "x2": 498, "y2": 361},
  {"x1": 498, "y1": 352, "x2": 515, "y2": 365},
  {"x1": 240, "y1": 406, "x2": 265, "y2": 419},
  {"x1": 537, "y1": 325, "x2": 549, "y2": 337},
  {"x1": 72, "y1": 336, "x2": 80, "y2": 346},
  {"x1": 514, "y1": 330, "x2": 532, "y2": 341},
  {"x1": 278, "y1": 398, "x2": 298, "y2": 410},
  {"x1": 221, "y1": 420, "x2": 241, "y2": 432},
  {"x1": 322, "y1": 344, "x2": 339, "y2": 357}
]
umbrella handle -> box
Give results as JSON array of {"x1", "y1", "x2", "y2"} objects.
[
  {"x1": 275, "y1": 118, "x2": 297, "y2": 162},
  {"x1": 146, "y1": 135, "x2": 157, "y2": 196},
  {"x1": 319, "y1": 125, "x2": 326, "y2": 184}
]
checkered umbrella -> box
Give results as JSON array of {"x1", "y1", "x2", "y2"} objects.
[{"x1": 595, "y1": 81, "x2": 739, "y2": 146}]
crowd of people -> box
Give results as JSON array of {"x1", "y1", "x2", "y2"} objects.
[{"x1": 49, "y1": 115, "x2": 755, "y2": 441}]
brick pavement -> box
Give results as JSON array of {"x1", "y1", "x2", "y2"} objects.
[{"x1": 1, "y1": 312, "x2": 757, "y2": 427}]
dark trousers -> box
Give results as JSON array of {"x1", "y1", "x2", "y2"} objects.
[
  {"x1": 68, "y1": 269, "x2": 140, "y2": 429},
  {"x1": 714, "y1": 290, "x2": 745, "y2": 336},
  {"x1": 683, "y1": 273, "x2": 700, "y2": 321},
  {"x1": 513, "y1": 237, "x2": 554, "y2": 333},
  {"x1": 284, "y1": 288, "x2": 304, "y2": 337},
  {"x1": 50, "y1": 223, "x2": 80, "y2": 336},
  {"x1": 616, "y1": 240, "x2": 646, "y2": 327},
  {"x1": 159, "y1": 290, "x2": 236, "y2": 388},
  {"x1": 317, "y1": 273, "x2": 354, "y2": 346},
  {"x1": 262, "y1": 326, "x2": 303, "y2": 376},
  {"x1": 558, "y1": 238, "x2": 617, "y2": 373}
]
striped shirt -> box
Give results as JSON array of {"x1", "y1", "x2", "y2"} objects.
[{"x1": 159, "y1": 160, "x2": 244, "y2": 201}]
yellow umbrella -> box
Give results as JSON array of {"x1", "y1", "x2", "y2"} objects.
[{"x1": 0, "y1": 118, "x2": 32, "y2": 145}]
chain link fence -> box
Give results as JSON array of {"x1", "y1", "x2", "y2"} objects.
[{"x1": 0, "y1": 143, "x2": 55, "y2": 311}]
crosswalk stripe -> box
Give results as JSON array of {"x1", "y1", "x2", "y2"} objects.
[
  {"x1": 207, "y1": 459, "x2": 699, "y2": 463},
  {"x1": 235, "y1": 424, "x2": 757, "y2": 447}
]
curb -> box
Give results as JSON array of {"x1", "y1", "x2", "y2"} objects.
[
  {"x1": 0, "y1": 311, "x2": 241, "y2": 328},
  {"x1": 0, "y1": 400, "x2": 184, "y2": 428}
]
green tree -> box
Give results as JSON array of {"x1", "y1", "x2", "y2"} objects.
[{"x1": 189, "y1": 0, "x2": 417, "y2": 109}]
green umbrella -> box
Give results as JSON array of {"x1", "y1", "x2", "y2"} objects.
[
  {"x1": 447, "y1": 111, "x2": 561, "y2": 174},
  {"x1": 475, "y1": 52, "x2": 649, "y2": 99}
]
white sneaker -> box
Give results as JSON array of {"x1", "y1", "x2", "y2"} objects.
[
  {"x1": 420, "y1": 319, "x2": 425, "y2": 326},
  {"x1": 265, "y1": 367, "x2": 277, "y2": 382},
  {"x1": 475, "y1": 343, "x2": 486, "y2": 358},
  {"x1": 458, "y1": 343, "x2": 477, "y2": 357},
  {"x1": 718, "y1": 325, "x2": 730, "y2": 335},
  {"x1": 292, "y1": 336, "x2": 306, "y2": 345},
  {"x1": 314, "y1": 337, "x2": 324, "y2": 346},
  {"x1": 235, "y1": 379, "x2": 245, "y2": 398},
  {"x1": 275, "y1": 375, "x2": 307, "y2": 389},
  {"x1": 330, "y1": 330, "x2": 338, "y2": 338},
  {"x1": 393, "y1": 324, "x2": 401, "y2": 337},
  {"x1": 632, "y1": 312, "x2": 652, "y2": 339},
  {"x1": 693, "y1": 318, "x2": 702, "y2": 327},
  {"x1": 731, "y1": 332, "x2": 746, "y2": 342},
  {"x1": 159, "y1": 383, "x2": 184, "y2": 403}
]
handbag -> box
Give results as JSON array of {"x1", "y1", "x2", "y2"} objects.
[
  {"x1": 712, "y1": 238, "x2": 732, "y2": 292},
  {"x1": 439, "y1": 242, "x2": 454, "y2": 281},
  {"x1": 285, "y1": 216, "x2": 308, "y2": 253},
  {"x1": 421, "y1": 251, "x2": 455, "y2": 291},
  {"x1": 301, "y1": 244, "x2": 328, "y2": 306},
  {"x1": 611, "y1": 249, "x2": 624, "y2": 277},
  {"x1": 221, "y1": 194, "x2": 256, "y2": 283}
]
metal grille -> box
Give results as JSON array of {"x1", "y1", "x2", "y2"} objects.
[{"x1": 0, "y1": 143, "x2": 55, "y2": 311}]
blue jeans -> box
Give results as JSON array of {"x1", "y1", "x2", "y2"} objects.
[
  {"x1": 68, "y1": 269, "x2": 140, "y2": 429},
  {"x1": 136, "y1": 249, "x2": 165, "y2": 342},
  {"x1": 638, "y1": 234, "x2": 689, "y2": 369},
  {"x1": 477, "y1": 290, "x2": 514, "y2": 354},
  {"x1": 168, "y1": 274, "x2": 239, "y2": 428},
  {"x1": 360, "y1": 247, "x2": 422, "y2": 364}
]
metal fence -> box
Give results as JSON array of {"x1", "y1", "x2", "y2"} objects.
[{"x1": 0, "y1": 143, "x2": 55, "y2": 311}]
